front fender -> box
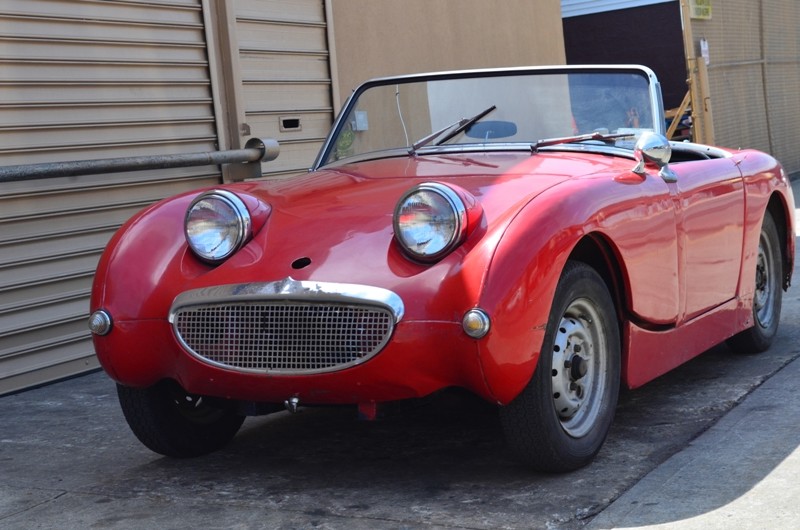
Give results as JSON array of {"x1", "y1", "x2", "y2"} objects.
[
  {"x1": 91, "y1": 186, "x2": 272, "y2": 321},
  {"x1": 475, "y1": 189, "x2": 583, "y2": 404},
  {"x1": 91, "y1": 192, "x2": 210, "y2": 321}
]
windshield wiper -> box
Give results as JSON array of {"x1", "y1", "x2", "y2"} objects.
[
  {"x1": 532, "y1": 131, "x2": 635, "y2": 151},
  {"x1": 409, "y1": 105, "x2": 496, "y2": 154}
]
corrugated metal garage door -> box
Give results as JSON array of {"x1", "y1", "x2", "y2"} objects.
[
  {"x1": 0, "y1": 0, "x2": 222, "y2": 394},
  {"x1": 233, "y1": 0, "x2": 333, "y2": 177}
]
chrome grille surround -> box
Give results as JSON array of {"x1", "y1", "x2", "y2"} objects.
[{"x1": 169, "y1": 278, "x2": 404, "y2": 375}]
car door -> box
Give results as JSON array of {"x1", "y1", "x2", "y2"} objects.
[
  {"x1": 599, "y1": 168, "x2": 681, "y2": 326},
  {"x1": 669, "y1": 158, "x2": 745, "y2": 322}
]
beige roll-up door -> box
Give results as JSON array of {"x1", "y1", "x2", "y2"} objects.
[
  {"x1": 0, "y1": 0, "x2": 222, "y2": 394},
  {"x1": 232, "y1": 0, "x2": 333, "y2": 178}
]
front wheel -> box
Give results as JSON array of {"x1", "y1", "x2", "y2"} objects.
[
  {"x1": 117, "y1": 380, "x2": 245, "y2": 458},
  {"x1": 500, "y1": 261, "x2": 620, "y2": 472},
  {"x1": 727, "y1": 211, "x2": 783, "y2": 353}
]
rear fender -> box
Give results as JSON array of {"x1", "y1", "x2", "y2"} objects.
[{"x1": 736, "y1": 153, "x2": 795, "y2": 298}]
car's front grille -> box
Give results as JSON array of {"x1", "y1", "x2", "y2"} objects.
[{"x1": 173, "y1": 301, "x2": 395, "y2": 374}]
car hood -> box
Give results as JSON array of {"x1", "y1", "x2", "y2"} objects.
[
  {"x1": 98, "y1": 151, "x2": 626, "y2": 322},
  {"x1": 202, "y1": 151, "x2": 618, "y2": 288}
]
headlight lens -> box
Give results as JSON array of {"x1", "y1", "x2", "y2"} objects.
[
  {"x1": 185, "y1": 190, "x2": 252, "y2": 263},
  {"x1": 393, "y1": 182, "x2": 467, "y2": 262}
]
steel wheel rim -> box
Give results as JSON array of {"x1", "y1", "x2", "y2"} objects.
[
  {"x1": 551, "y1": 298, "x2": 608, "y2": 438},
  {"x1": 754, "y1": 232, "x2": 777, "y2": 329}
]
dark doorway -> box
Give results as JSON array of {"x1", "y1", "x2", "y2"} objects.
[{"x1": 563, "y1": 2, "x2": 686, "y2": 110}]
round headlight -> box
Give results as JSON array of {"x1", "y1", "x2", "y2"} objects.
[
  {"x1": 393, "y1": 182, "x2": 467, "y2": 262},
  {"x1": 185, "y1": 190, "x2": 252, "y2": 263}
]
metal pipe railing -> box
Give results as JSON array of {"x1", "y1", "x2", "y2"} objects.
[{"x1": 0, "y1": 137, "x2": 279, "y2": 183}]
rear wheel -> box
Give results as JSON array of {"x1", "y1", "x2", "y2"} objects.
[
  {"x1": 500, "y1": 261, "x2": 620, "y2": 472},
  {"x1": 727, "y1": 211, "x2": 783, "y2": 353},
  {"x1": 117, "y1": 380, "x2": 245, "y2": 457}
]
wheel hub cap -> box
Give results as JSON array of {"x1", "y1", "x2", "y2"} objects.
[
  {"x1": 551, "y1": 298, "x2": 609, "y2": 438},
  {"x1": 754, "y1": 235, "x2": 776, "y2": 328},
  {"x1": 569, "y1": 354, "x2": 588, "y2": 380}
]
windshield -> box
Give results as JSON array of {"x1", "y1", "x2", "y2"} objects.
[{"x1": 315, "y1": 66, "x2": 663, "y2": 168}]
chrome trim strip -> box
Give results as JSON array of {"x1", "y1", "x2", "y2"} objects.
[{"x1": 169, "y1": 277, "x2": 404, "y2": 324}]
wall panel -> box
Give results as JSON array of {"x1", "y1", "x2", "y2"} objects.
[
  {"x1": 0, "y1": 0, "x2": 221, "y2": 394},
  {"x1": 231, "y1": 0, "x2": 332, "y2": 178}
]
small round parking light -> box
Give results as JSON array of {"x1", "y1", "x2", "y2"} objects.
[
  {"x1": 88, "y1": 310, "x2": 113, "y2": 336},
  {"x1": 462, "y1": 308, "x2": 491, "y2": 339}
]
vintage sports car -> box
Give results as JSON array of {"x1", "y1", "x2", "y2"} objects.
[{"x1": 89, "y1": 65, "x2": 795, "y2": 472}]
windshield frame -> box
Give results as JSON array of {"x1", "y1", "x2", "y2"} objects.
[{"x1": 311, "y1": 65, "x2": 665, "y2": 171}]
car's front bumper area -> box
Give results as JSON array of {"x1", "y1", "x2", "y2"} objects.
[
  {"x1": 170, "y1": 278, "x2": 405, "y2": 376},
  {"x1": 92, "y1": 279, "x2": 493, "y2": 405}
]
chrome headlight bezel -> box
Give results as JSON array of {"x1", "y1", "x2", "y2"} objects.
[
  {"x1": 185, "y1": 190, "x2": 252, "y2": 264},
  {"x1": 393, "y1": 182, "x2": 468, "y2": 263}
]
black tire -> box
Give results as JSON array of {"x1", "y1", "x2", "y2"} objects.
[
  {"x1": 500, "y1": 261, "x2": 621, "y2": 472},
  {"x1": 727, "y1": 211, "x2": 783, "y2": 353},
  {"x1": 117, "y1": 380, "x2": 245, "y2": 458}
]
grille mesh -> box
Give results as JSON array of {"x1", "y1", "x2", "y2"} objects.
[{"x1": 173, "y1": 302, "x2": 394, "y2": 373}]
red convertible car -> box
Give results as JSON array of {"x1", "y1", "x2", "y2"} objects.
[{"x1": 89, "y1": 65, "x2": 795, "y2": 472}]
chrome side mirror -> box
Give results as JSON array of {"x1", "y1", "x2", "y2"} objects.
[{"x1": 632, "y1": 132, "x2": 677, "y2": 183}]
